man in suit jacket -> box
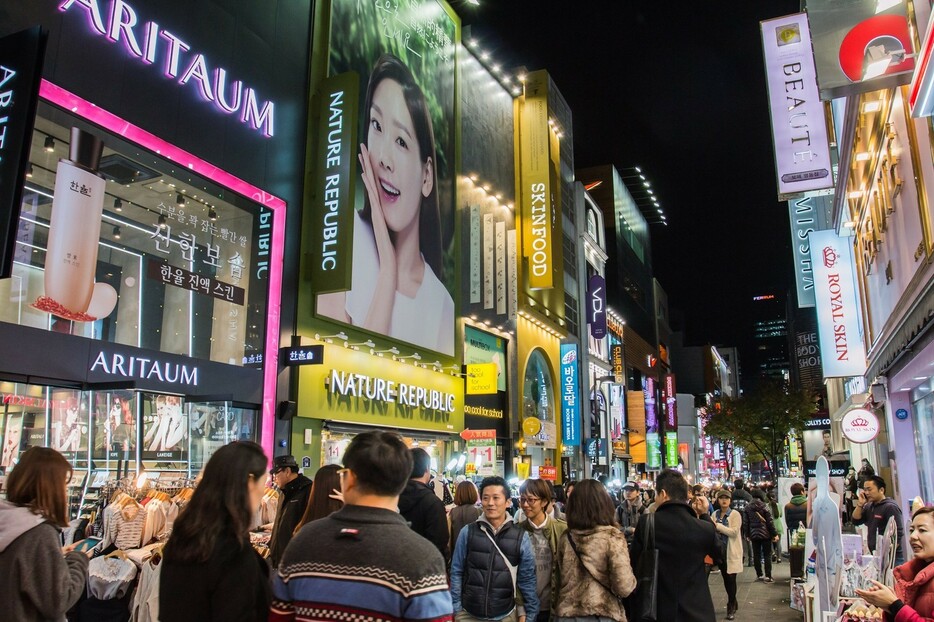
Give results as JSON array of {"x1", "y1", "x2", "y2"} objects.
[{"x1": 632, "y1": 469, "x2": 722, "y2": 622}]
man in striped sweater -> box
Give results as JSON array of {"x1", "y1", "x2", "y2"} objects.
[{"x1": 270, "y1": 431, "x2": 453, "y2": 622}]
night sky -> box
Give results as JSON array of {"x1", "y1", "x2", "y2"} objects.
[{"x1": 466, "y1": 1, "x2": 801, "y2": 359}]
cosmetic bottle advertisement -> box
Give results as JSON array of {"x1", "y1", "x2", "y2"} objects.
[{"x1": 32, "y1": 127, "x2": 118, "y2": 322}]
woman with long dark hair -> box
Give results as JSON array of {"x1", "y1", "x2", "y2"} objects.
[
  {"x1": 293, "y1": 463, "x2": 343, "y2": 534},
  {"x1": 555, "y1": 479, "x2": 636, "y2": 621},
  {"x1": 160, "y1": 441, "x2": 270, "y2": 622},
  {"x1": 317, "y1": 53, "x2": 454, "y2": 354},
  {"x1": 0, "y1": 447, "x2": 89, "y2": 621}
]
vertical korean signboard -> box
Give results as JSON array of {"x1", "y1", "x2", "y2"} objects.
[
  {"x1": 663, "y1": 374, "x2": 678, "y2": 467},
  {"x1": 0, "y1": 27, "x2": 46, "y2": 279},
  {"x1": 519, "y1": 70, "x2": 554, "y2": 290},
  {"x1": 761, "y1": 13, "x2": 833, "y2": 199},
  {"x1": 645, "y1": 376, "x2": 661, "y2": 470},
  {"x1": 808, "y1": 230, "x2": 866, "y2": 378},
  {"x1": 560, "y1": 344, "x2": 580, "y2": 446}
]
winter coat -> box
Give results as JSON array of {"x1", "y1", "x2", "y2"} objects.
[
  {"x1": 268, "y1": 474, "x2": 312, "y2": 567},
  {"x1": 399, "y1": 479, "x2": 451, "y2": 561},
  {"x1": 744, "y1": 499, "x2": 777, "y2": 542},
  {"x1": 555, "y1": 526, "x2": 636, "y2": 621},
  {"x1": 855, "y1": 497, "x2": 905, "y2": 562},
  {"x1": 517, "y1": 515, "x2": 568, "y2": 614},
  {"x1": 161, "y1": 530, "x2": 270, "y2": 622},
  {"x1": 450, "y1": 514, "x2": 540, "y2": 621},
  {"x1": 714, "y1": 506, "x2": 744, "y2": 574},
  {"x1": 632, "y1": 501, "x2": 720, "y2": 622},
  {"x1": 0, "y1": 501, "x2": 89, "y2": 622},
  {"x1": 785, "y1": 495, "x2": 808, "y2": 533},
  {"x1": 888, "y1": 557, "x2": 934, "y2": 622}
]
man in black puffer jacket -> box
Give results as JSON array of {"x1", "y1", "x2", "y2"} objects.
[
  {"x1": 744, "y1": 490, "x2": 778, "y2": 582},
  {"x1": 398, "y1": 447, "x2": 450, "y2": 562}
]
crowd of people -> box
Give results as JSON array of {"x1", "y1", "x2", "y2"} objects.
[{"x1": 1, "y1": 441, "x2": 933, "y2": 622}]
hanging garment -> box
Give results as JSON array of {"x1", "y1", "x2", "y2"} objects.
[
  {"x1": 88, "y1": 556, "x2": 138, "y2": 600},
  {"x1": 129, "y1": 557, "x2": 161, "y2": 622}
]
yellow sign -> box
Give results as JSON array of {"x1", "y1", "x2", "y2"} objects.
[
  {"x1": 516, "y1": 462, "x2": 530, "y2": 480},
  {"x1": 522, "y1": 417, "x2": 543, "y2": 436},
  {"x1": 298, "y1": 345, "x2": 464, "y2": 432},
  {"x1": 467, "y1": 363, "x2": 498, "y2": 395},
  {"x1": 519, "y1": 70, "x2": 554, "y2": 290}
]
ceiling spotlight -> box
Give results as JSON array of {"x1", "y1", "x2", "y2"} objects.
[
  {"x1": 634, "y1": 166, "x2": 642, "y2": 173},
  {"x1": 112, "y1": 225, "x2": 122, "y2": 239},
  {"x1": 25, "y1": 163, "x2": 33, "y2": 178},
  {"x1": 157, "y1": 214, "x2": 167, "y2": 229},
  {"x1": 176, "y1": 192, "x2": 185, "y2": 205},
  {"x1": 466, "y1": 0, "x2": 479, "y2": 5},
  {"x1": 113, "y1": 198, "x2": 123, "y2": 211},
  {"x1": 44, "y1": 135, "x2": 55, "y2": 152},
  {"x1": 209, "y1": 206, "x2": 218, "y2": 221}
]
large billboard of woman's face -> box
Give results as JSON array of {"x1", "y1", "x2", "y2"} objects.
[{"x1": 314, "y1": 0, "x2": 458, "y2": 356}]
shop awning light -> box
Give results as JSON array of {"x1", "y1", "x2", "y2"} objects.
[
  {"x1": 843, "y1": 221, "x2": 858, "y2": 228},
  {"x1": 847, "y1": 190, "x2": 864, "y2": 199},
  {"x1": 25, "y1": 163, "x2": 33, "y2": 178},
  {"x1": 370, "y1": 346, "x2": 400, "y2": 356},
  {"x1": 209, "y1": 206, "x2": 218, "y2": 221},
  {"x1": 344, "y1": 339, "x2": 375, "y2": 350},
  {"x1": 314, "y1": 331, "x2": 348, "y2": 343},
  {"x1": 112, "y1": 225, "x2": 121, "y2": 239}
]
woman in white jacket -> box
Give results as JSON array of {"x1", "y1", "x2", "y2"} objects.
[{"x1": 713, "y1": 490, "x2": 744, "y2": 620}]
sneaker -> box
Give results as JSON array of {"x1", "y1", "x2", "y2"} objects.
[
  {"x1": 726, "y1": 613, "x2": 735, "y2": 621},
  {"x1": 756, "y1": 576, "x2": 764, "y2": 581},
  {"x1": 764, "y1": 577, "x2": 775, "y2": 583}
]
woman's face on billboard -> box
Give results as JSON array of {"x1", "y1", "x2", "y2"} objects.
[{"x1": 367, "y1": 78, "x2": 432, "y2": 236}]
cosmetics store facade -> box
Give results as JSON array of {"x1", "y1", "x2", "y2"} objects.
[{"x1": 0, "y1": 0, "x2": 310, "y2": 485}]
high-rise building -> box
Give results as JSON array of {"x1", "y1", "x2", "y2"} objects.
[{"x1": 750, "y1": 293, "x2": 791, "y2": 385}]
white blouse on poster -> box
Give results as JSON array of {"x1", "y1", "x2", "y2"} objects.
[{"x1": 345, "y1": 211, "x2": 454, "y2": 355}]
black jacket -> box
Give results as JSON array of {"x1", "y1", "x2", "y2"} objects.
[
  {"x1": 160, "y1": 533, "x2": 271, "y2": 622},
  {"x1": 398, "y1": 479, "x2": 450, "y2": 561},
  {"x1": 744, "y1": 499, "x2": 777, "y2": 541},
  {"x1": 461, "y1": 521, "x2": 523, "y2": 618},
  {"x1": 632, "y1": 501, "x2": 720, "y2": 622},
  {"x1": 269, "y1": 474, "x2": 312, "y2": 567},
  {"x1": 784, "y1": 498, "x2": 808, "y2": 534}
]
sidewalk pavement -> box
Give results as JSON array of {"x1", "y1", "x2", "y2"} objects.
[{"x1": 708, "y1": 555, "x2": 803, "y2": 621}]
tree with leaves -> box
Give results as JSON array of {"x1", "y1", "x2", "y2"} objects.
[{"x1": 702, "y1": 380, "x2": 817, "y2": 482}]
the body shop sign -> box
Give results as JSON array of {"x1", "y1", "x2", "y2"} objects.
[
  {"x1": 761, "y1": 14, "x2": 833, "y2": 199},
  {"x1": 809, "y1": 230, "x2": 867, "y2": 378},
  {"x1": 841, "y1": 408, "x2": 879, "y2": 443},
  {"x1": 560, "y1": 344, "x2": 580, "y2": 446},
  {"x1": 299, "y1": 344, "x2": 463, "y2": 432}
]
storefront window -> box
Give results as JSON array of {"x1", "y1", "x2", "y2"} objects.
[
  {"x1": 3, "y1": 106, "x2": 271, "y2": 367},
  {"x1": 911, "y1": 384, "x2": 934, "y2": 503}
]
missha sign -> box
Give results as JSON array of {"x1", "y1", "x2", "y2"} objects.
[
  {"x1": 58, "y1": 0, "x2": 276, "y2": 137},
  {"x1": 809, "y1": 230, "x2": 867, "y2": 378},
  {"x1": 761, "y1": 13, "x2": 834, "y2": 199},
  {"x1": 841, "y1": 408, "x2": 879, "y2": 443}
]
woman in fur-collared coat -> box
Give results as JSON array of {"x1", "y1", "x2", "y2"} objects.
[{"x1": 555, "y1": 480, "x2": 636, "y2": 621}]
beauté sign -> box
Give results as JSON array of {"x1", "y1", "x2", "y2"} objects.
[{"x1": 58, "y1": 0, "x2": 275, "y2": 137}]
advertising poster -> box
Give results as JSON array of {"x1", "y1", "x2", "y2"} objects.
[
  {"x1": 464, "y1": 328, "x2": 509, "y2": 435},
  {"x1": 315, "y1": 0, "x2": 458, "y2": 356},
  {"x1": 141, "y1": 394, "x2": 187, "y2": 462},
  {"x1": 804, "y1": 428, "x2": 835, "y2": 460},
  {"x1": 609, "y1": 384, "x2": 625, "y2": 440},
  {"x1": 1, "y1": 415, "x2": 23, "y2": 468},
  {"x1": 93, "y1": 392, "x2": 136, "y2": 460},
  {"x1": 523, "y1": 349, "x2": 555, "y2": 425},
  {"x1": 466, "y1": 430, "x2": 496, "y2": 477},
  {"x1": 50, "y1": 390, "x2": 88, "y2": 457}
]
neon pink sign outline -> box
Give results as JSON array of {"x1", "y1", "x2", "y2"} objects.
[{"x1": 39, "y1": 79, "x2": 285, "y2": 461}]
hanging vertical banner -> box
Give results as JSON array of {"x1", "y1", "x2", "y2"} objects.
[
  {"x1": 311, "y1": 71, "x2": 359, "y2": 293},
  {"x1": 519, "y1": 70, "x2": 553, "y2": 289},
  {"x1": 664, "y1": 374, "x2": 677, "y2": 429},
  {"x1": 560, "y1": 344, "x2": 580, "y2": 446},
  {"x1": 0, "y1": 27, "x2": 47, "y2": 279},
  {"x1": 788, "y1": 194, "x2": 834, "y2": 307},
  {"x1": 587, "y1": 274, "x2": 607, "y2": 339},
  {"x1": 611, "y1": 344, "x2": 624, "y2": 384},
  {"x1": 808, "y1": 230, "x2": 867, "y2": 378},
  {"x1": 761, "y1": 13, "x2": 834, "y2": 199}
]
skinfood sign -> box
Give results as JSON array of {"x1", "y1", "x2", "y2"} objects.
[
  {"x1": 809, "y1": 230, "x2": 867, "y2": 378},
  {"x1": 299, "y1": 345, "x2": 463, "y2": 432},
  {"x1": 519, "y1": 71, "x2": 554, "y2": 289}
]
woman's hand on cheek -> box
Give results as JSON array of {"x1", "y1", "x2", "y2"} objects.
[{"x1": 359, "y1": 143, "x2": 396, "y2": 335}]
